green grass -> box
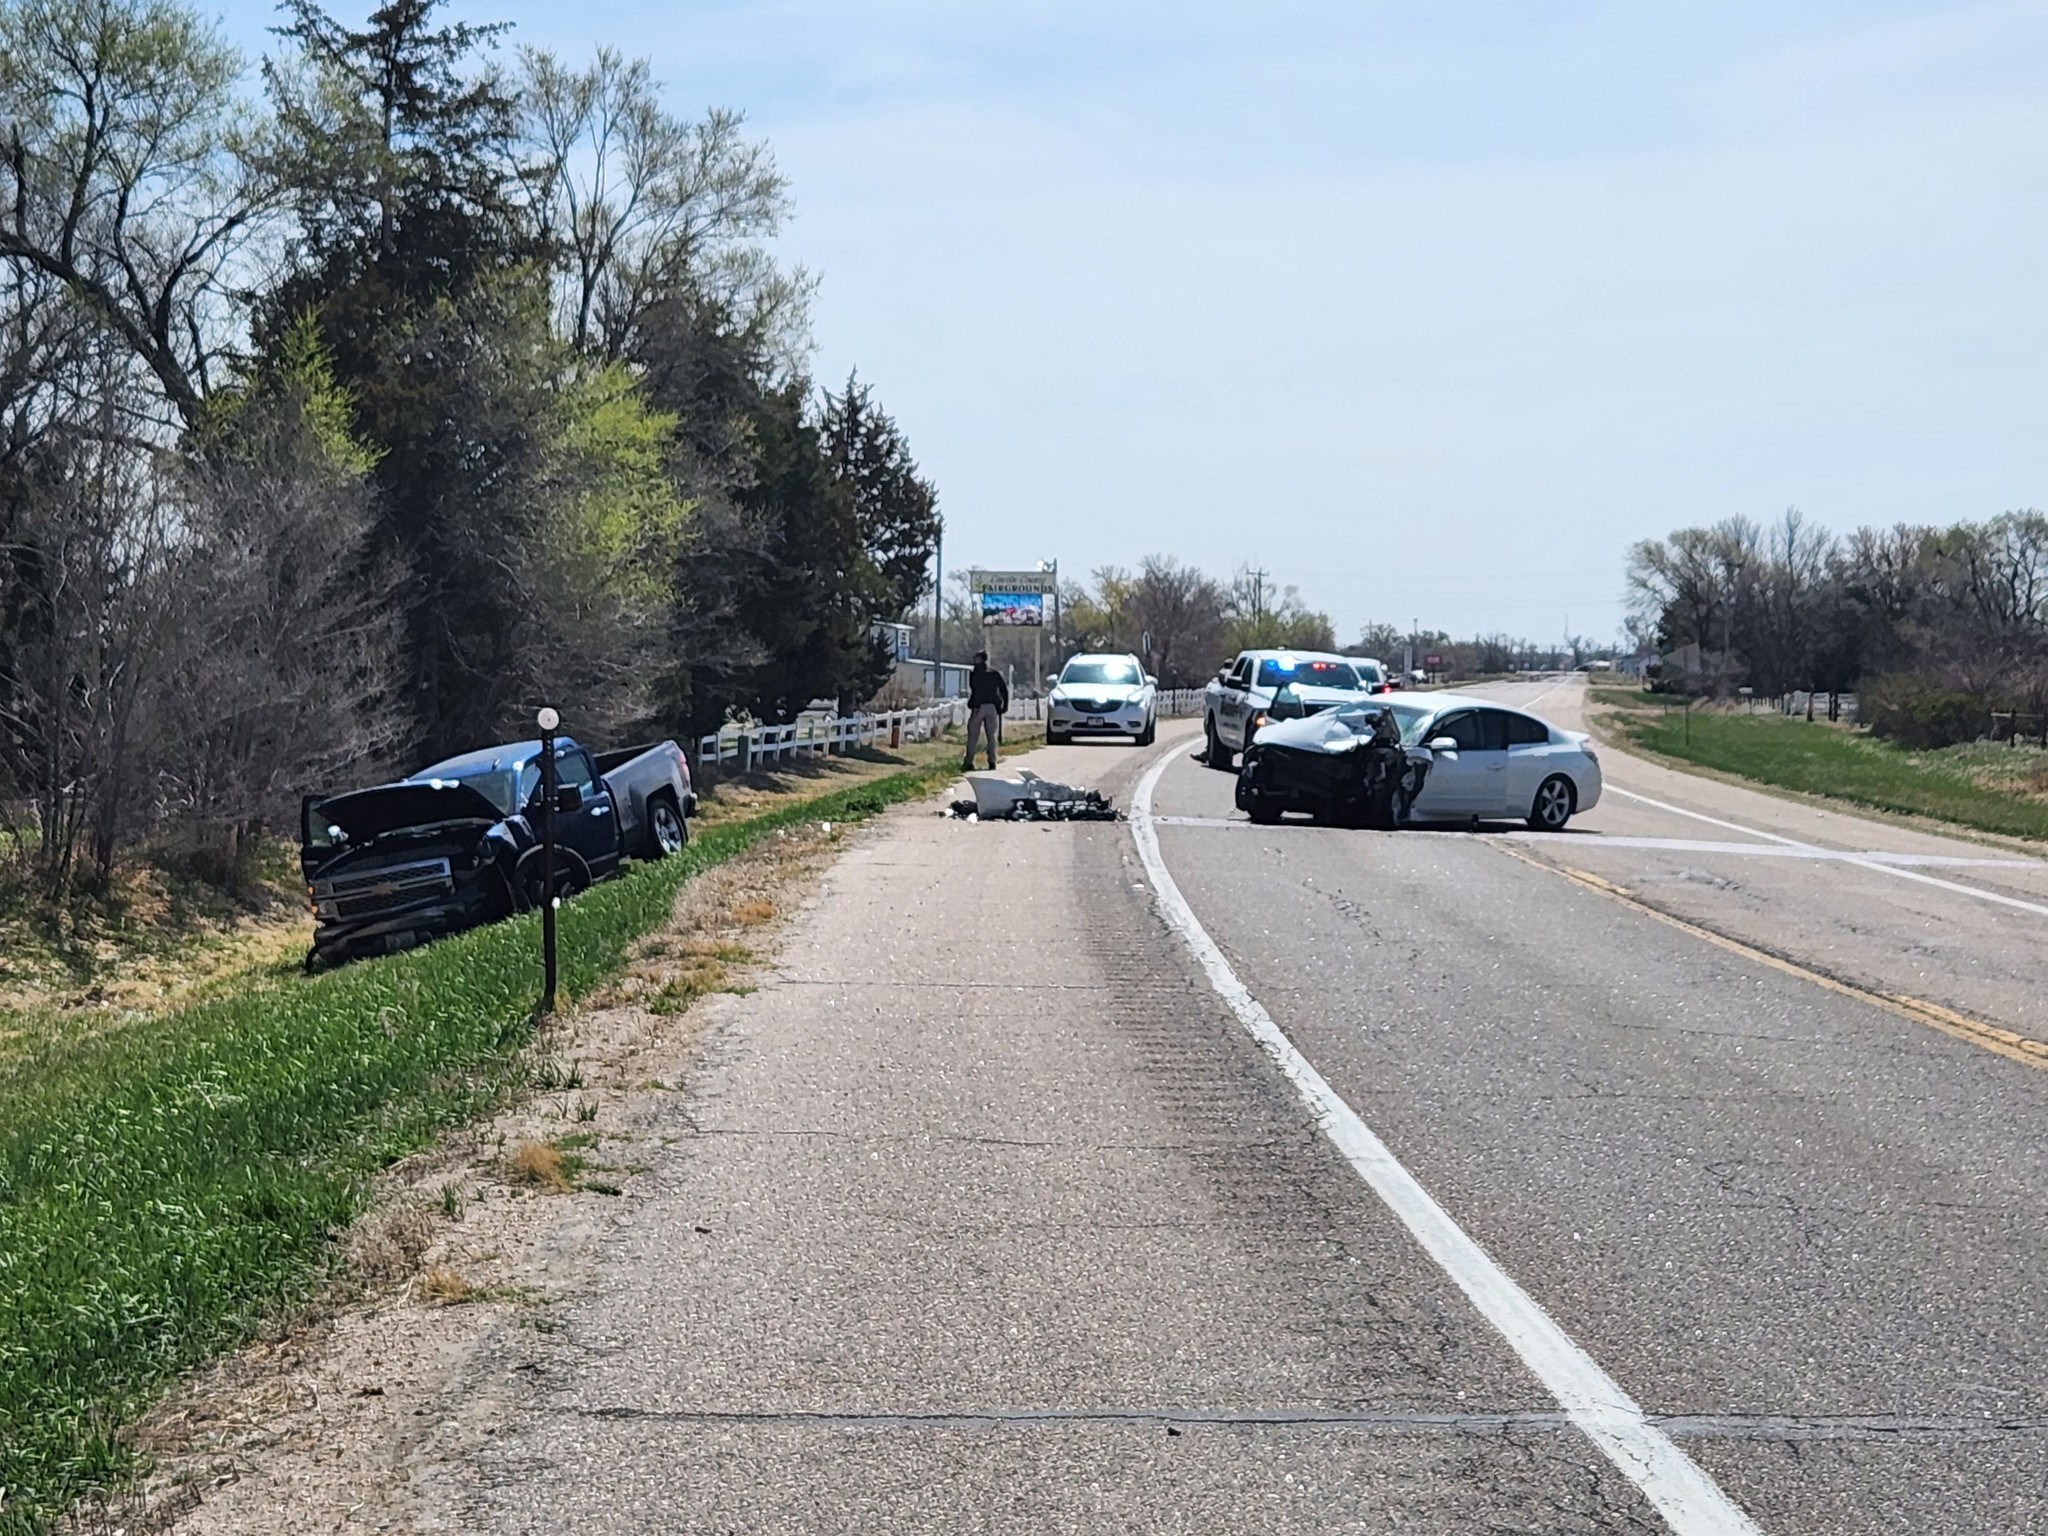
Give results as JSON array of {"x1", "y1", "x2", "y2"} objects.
[
  {"x1": 0, "y1": 764, "x2": 950, "y2": 1533},
  {"x1": 1615, "y1": 707, "x2": 2048, "y2": 842}
]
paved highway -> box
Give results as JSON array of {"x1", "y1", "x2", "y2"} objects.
[
  {"x1": 437, "y1": 693, "x2": 2044, "y2": 1536},
  {"x1": 1142, "y1": 677, "x2": 2047, "y2": 1531}
]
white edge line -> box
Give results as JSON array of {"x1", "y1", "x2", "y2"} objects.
[
  {"x1": 1605, "y1": 785, "x2": 2048, "y2": 919},
  {"x1": 1131, "y1": 746, "x2": 1766, "y2": 1536}
]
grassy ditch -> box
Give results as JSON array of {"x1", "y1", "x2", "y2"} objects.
[
  {"x1": 1607, "y1": 699, "x2": 2048, "y2": 843},
  {"x1": 0, "y1": 761, "x2": 953, "y2": 1533}
]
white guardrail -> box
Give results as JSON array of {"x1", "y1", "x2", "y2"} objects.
[
  {"x1": 698, "y1": 690, "x2": 1210, "y2": 772},
  {"x1": 695, "y1": 703, "x2": 968, "y2": 771}
]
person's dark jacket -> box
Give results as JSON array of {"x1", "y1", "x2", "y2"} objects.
[{"x1": 967, "y1": 664, "x2": 1009, "y2": 712}]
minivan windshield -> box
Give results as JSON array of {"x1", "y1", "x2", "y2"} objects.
[{"x1": 1061, "y1": 658, "x2": 1142, "y2": 685}]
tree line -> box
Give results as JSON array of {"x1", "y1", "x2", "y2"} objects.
[
  {"x1": 928, "y1": 554, "x2": 1596, "y2": 692},
  {"x1": 0, "y1": 0, "x2": 940, "y2": 896},
  {"x1": 1626, "y1": 509, "x2": 2048, "y2": 740}
]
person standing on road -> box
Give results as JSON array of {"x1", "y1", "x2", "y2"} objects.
[{"x1": 964, "y1": 650, "x2": 1009, "y2": 770}]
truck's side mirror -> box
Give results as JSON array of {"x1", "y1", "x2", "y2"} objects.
[
  {"x1": 1215, "y1": 667, "x2": 1230, "y2": 683},
  {"x1": 556, "y1": 785, "x2": 584, "y2": 813}
]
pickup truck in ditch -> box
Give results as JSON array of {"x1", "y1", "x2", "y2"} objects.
[{"x1": 300, "y1": 736, "x2": 695, "y2": 969}]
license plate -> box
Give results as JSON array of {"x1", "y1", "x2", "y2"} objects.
[{"x1": 1086, "y1": 716, "x2": 1106, "y2": 726}]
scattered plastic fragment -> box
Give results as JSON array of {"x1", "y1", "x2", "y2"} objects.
[{"x1": 949, "y1": 770, "x2": 1122, "y2": 822}]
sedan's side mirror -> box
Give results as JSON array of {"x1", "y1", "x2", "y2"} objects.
[
  {"x1": 1425, "y1": 736, "x2": 1459, "y2": 753},
  {"x1": 556, "y1": 785, "x2": 584, "y2": 813},
  {"x1": 1145, "y1": 674, "x2": 1158, "y2": 687},
  {"x1": 1045, "y1": 674, "x2": 1059, "y2": 687}
]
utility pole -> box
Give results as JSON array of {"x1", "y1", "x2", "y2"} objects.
[
  {"x1": 1248, "y1": 566, "x2": 1269, "y2": 627},
  {"x1": 931, "y1": 525, "x2": 944, "y2": 698}
]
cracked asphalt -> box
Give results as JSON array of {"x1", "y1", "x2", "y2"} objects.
[{"x1": 436, "y1": 701, "x2": 2046, "y2": 1534}]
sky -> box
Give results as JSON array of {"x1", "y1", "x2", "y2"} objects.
[{"x1": 211, "y1": 0, "x2": 2048, "y2": 645}]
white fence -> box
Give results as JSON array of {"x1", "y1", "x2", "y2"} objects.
[
  {"x1": 1006, "y1": 687, "x2": 1207, "y2": 722},
  {"x1": 695, "y1": 690, "x2": 1211, "y2": 775},
  {"x1": 695, "y1": 703, "x2": 966, "y2": 771}
]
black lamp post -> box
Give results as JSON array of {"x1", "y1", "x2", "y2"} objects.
[{"x1": 537, "y1": 706, "x2": 560, "y2": 1013}]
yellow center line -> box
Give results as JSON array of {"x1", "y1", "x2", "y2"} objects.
[{"x1": 1490, "y1": 841, "x2": 2048, "y2": 1073}]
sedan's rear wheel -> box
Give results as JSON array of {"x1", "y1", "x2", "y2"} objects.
[{"x1": 1527, "y1": 774, "x2": 1575, "y2": 832}]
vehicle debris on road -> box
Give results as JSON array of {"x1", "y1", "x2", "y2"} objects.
[{"x1": 949, "y1": 770, "x2": 1122, "y2": 821}]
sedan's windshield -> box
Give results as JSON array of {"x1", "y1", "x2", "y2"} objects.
[
  {"x1": 1061, "y1": 659, "x2": 1142, "y2": 685},
  {"x1": 1255, "y1": 658, "x2": 1360, "y2": 689},
  {"x1": 1384, "y1": 700, "x2": 1436, "y2": 744}
]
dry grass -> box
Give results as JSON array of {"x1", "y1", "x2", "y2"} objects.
[
  {"x1": 505, "y1": 1140, "x2": 572, "y2": 1192},
  {"x1": 414, "y1": 1265, "x2": 478, "y2": 1306},
  {"x1": 341, "y1": 1203, "x2": 439, "y2": 1289},
  {"x1": 0, "y1": 847, "x2": 311, "y2": 1029}
]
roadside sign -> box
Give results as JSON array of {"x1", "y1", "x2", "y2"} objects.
[
  {"x1": 980, "y1": 591, "x2": 1044, "y2": 626},
  {"x1": 969, "y1": 569, "x2": 1057, "y2": 594},
  {"x1": 1424, "y1": 653, "x2": 1442, "y2": 668}
]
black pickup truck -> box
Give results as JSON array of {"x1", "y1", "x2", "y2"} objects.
[{"x1": 301, "y1": 737, "x2": 695, "y2": 969}]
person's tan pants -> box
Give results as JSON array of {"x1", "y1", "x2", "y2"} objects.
[{"x1": 965, "y1": 704, "x2": 1001, "y2": 768}]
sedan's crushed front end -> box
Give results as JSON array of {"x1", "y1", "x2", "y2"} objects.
[{"x1": 1235, "y1": 705, "x2": 1431, "y2": 828}]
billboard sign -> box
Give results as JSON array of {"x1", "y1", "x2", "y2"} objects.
[
  {"x1": 1424, "y1": 653, "x2": 1443, "y2": 668},
  {"x1": 968, "y1": 569, "x2": 1057, "y2": 595},
  {"x1": 980, "y1": 591, "x2": 1045, "y2": 627}
]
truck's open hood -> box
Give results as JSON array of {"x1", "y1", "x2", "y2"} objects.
[{"x1": 305, "y1": 781, "x2": 506, "y2": 848}]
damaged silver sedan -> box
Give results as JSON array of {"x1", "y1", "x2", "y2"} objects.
[{"x1": 1234, "y1": 700, "x2": 1432, "y2": 828}]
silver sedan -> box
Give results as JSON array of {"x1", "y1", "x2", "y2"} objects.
[{"x1": 1380, "y1": 693, "x2": 1602, "y2": 830}]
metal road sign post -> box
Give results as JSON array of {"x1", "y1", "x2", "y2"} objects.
[{"x1": 537, "y1": 706, "x2": 560, "y2": 1013}]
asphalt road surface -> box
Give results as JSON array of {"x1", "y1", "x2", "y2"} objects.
[{"x1": 446, "y1": 689, "x2": 2045, "y2": 1535}]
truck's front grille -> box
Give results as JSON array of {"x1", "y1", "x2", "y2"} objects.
[{"x1": 315, "y1": 857, "x2": 455, "y2": 921}]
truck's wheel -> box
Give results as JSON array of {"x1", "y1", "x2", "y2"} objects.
[
  {"x1": 515, "y1": 848, "x2": 592, "y2": 910},
  {"x1": 648, "y1": 795, "x2": 688, "y2": 858},
  {"x1": 1205, "y1": 716, "x2": 1234, "y2": 771}
]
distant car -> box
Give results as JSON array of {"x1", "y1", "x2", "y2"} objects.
[
  {"x1": 1351, "y1": 657, "x2": 1394, "y2": 694},
  {"x1": 1201, "y1": 649, "x2": 1371, "y2": 769},
  {"x1": 1377, "y1": 693, "x2": 1601, "y2": 830},
  {"x1": 1047, "y1": 653, "x2": 1157, "y2": 745}
]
